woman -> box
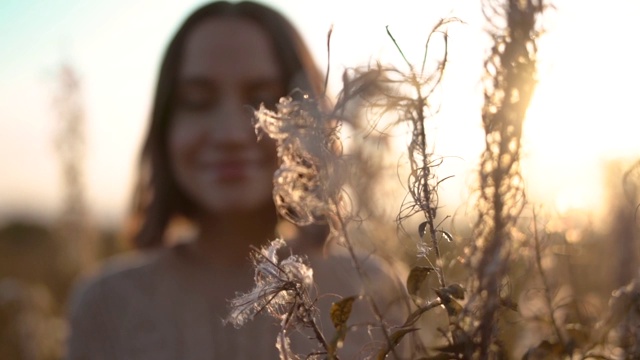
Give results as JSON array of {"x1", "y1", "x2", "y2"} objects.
[{"x1": 67, "y1": 2, "x2": 404, "y2": 359}]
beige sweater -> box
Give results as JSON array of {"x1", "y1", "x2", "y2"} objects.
[{"x1": 67, "y1": 243, "x2": 405, "y2": 360}]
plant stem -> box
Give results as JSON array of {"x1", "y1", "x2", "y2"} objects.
[
  {"x1": 532, "y1": 210, "x2": 566, "y2": 351},
  {"x1": 329, "y1": 196, "x2": 399, "y2": 359}
]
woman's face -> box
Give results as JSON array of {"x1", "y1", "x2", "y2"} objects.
[{"x1": 168, "y1": 18, "x2": 283, "y2": 216}]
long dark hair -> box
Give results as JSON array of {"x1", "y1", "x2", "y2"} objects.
[{"x1": 130, "y1": 1, "x2": 325, "y2": 248}]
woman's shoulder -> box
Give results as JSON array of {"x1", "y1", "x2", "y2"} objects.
[
  {"x1": 69, "y1": 248, "x2": 169, "y2": 311},
  {"x1": 67, "y1": 244, "x2": 213, "y2": 359}
]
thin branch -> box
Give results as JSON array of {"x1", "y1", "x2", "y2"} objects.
[{"x1": 532, "y1": 209, "x2": 566, "y2": 351}]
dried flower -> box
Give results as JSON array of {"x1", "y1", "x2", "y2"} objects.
[
  {"x1": 226, "y1": 238, "x2": 331, "y2": 360},
  {"x1": 254, "y1": 95, "x2": 342, "y2": 226},
  {"x1": 225, "y1": 238, "x2": 315, "y2": 329}
]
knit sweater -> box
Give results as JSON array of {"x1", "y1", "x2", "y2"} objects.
[{"x1": 67, "y1": 242, "x2": 405, "y2": 359}]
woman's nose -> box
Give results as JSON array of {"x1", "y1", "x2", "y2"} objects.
[{"x1": 208, "y1": 95, "x2": 254, "y2": 144}]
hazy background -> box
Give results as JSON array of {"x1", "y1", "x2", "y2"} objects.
[{"x1": 1, "y1": 0, "x2": 638, "y2": 227}]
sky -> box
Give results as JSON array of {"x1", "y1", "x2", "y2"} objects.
[{"x1": 0, "y1": 0, "x2": 639, "y2": 228}]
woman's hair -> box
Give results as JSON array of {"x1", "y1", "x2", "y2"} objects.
[{"x1": 130, "y1": 1, "x2": 325, "y2": 248}]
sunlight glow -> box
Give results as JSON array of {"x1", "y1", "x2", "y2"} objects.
[{"x1": 521, "y1": 1, "x2": 640, "y2": 216}]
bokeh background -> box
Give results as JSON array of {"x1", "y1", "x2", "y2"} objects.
[{"x1": 1, "y1": 0, "x2": 639, "y2": 358}]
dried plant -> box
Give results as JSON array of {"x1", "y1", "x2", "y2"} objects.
[
  {"x1": 334, "y1": 18, "x2": 469, "y2": 357},
  {"x1": 254, "y1": 94, "x2": 343, "y2": 229},
  {"x1": 225, "y1": 238, "x2": 330, "y2": 359},
  {"x1": 240, "y1": 85, "x2": 400, "y2": 358},
  {"x1": 51, "y1": 63, "x2": 96, "y2": 274},
  {"x1": 453, "y1": 0, "x2": 545, "y2": 358}
]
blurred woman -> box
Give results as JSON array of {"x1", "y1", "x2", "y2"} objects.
[{"x1": 67, "y1": 2, "x2": 403, "y2": 359}]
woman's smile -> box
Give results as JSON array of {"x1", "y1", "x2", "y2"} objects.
[{"x1": 199, "y1": 156, "x2": 266, "y2": 182}]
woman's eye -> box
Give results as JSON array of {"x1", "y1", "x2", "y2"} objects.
[
  {"x1": 175, "y1": 83, "x2": 217, "y2": 112},
  {"x1": 176, "y1": 93, "x2": 214, "y2": 112},
  {"x1": 246, "y1": 83, "x2": 283, "y2": 110},
  {"x1": 247, "y1": 92, "x2": 279, "y2": 109}
]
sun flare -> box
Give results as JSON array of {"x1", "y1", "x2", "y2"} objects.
[{"x1": 521, "y1": 24, "x2": 639, "y2": 216}]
